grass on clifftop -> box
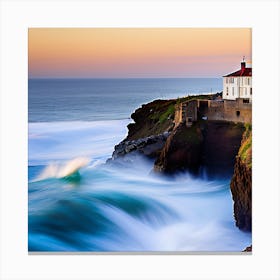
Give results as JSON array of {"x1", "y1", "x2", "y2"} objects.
[
  {"x1": 158, "y1": 104, "x2": 175, "y2": 123},
  {"x1": 126, "y1": 93, "x2": 219, "y2": 141},
  {"x1": 238, "y1": 123, "x2": 252, "y2": 168}
]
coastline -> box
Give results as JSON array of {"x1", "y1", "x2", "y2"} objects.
[{"x1": 109, "y1": 93, "x2": 252, "y2": 249}]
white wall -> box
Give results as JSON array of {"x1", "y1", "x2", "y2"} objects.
[
  {"x1": 239, "y1": 77, "x2": 252, "y2": 101},
  {"x1": 223, "y1": 76, "x2": 252, "y2": 102}
]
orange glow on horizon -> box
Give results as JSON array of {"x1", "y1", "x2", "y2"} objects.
[{"x1": 28, "y1": 28, "x2": 252, "y2": 78}]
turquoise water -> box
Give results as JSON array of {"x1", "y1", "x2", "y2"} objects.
[{"x1": 28, "y1": 78, "x2": 251, "y2": 252}]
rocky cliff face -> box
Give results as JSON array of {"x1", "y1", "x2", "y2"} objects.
[
  {"x1": 111, "y1": 132, "x2": 170, "y2": 159},
  {"x1": 230, "y1": 125, "x2": 252, "y2": 231},
  {"x1": 125, "y1": 99, "x2": 176, "y2": 141},
  {"x1": 154, "y1": 120, "x2": 244, "y2": 178},
  {"x1": 154, "y1": 123, "x2": 203, "y2": 174},
  {"x1": 108, "y1": 96, "x2": 252, "y2": 243},
  {"x1": 109, "y1": 99, "x2": 176, "y2": 162}
]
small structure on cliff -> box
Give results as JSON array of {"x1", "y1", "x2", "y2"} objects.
[
  {"x1": 174, "y1": 60, "x2": 252, "y2": 127},
  {"x1": 222, "y1": 59, "x2": 252, "y2": 103},
  {"x1": 174, "y1": 97, "x2": 252, "y2": 127}
]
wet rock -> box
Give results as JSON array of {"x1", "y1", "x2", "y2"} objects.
[
  {"x1": 230, "y1": 156, "x2": 252, "y2": 231},
  {"x1": 243, "y1": 245, "x2": 252, "y2": 252},
  {"x1": 154, "y1": 121, "x2": 244, "y2": 177},
  {"x1": 111, "y1": 132, "x2": 170, "y2": 160},
  {"x1": 154, "y1": 123, "x2": 203, "y2": 174}
]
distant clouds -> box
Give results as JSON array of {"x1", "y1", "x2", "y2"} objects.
[{"x1": 29, "y1": 28, "x2": 252, "y2": 78}]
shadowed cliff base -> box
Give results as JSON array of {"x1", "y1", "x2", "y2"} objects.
[{"x1": 154, "y1": 120, "x2": 244, "y2": 179}]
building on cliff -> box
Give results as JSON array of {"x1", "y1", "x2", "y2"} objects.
[
  {"x1": 173, "y1": 60, "x2": 252, "y2": 127},
  {"x1": 222, "y1": 59, "x2": 252, "y2": 103}
]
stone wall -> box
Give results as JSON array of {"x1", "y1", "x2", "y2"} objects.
[
  {"x1": 174, "y1": 98, "x2": 252, "y2": 128},
  {"x1": 198, "y1": 99, "x2": 252, "y2": 124},
  {"x1": 174, "y1": 103, "x2": 183, "y2": 127},
  {"x1": 186, "y1": 100, "x2": 198, "y2": 126}
]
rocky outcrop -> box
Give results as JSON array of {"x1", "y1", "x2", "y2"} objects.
[
  {"x1": 154, "y1": 123, "x2": 203, "y2": 174},
  {"x1": 109, "y1": 98, "x2": 176, "y2": 162},
  {"x1": 126, "y1": 99, "x2": 176, "y2": 141},
  {"x1": 111, "y1": 132, "x2": 170, "y2": 159},
  {"x1": 230, "y1": 125, "x2": 252, "y2": 231},
  {"x1": 154, "y1": 121, "x2": 244, "y2": 178},
  {"x1": 243, "y1": 245, "x2": 252, "y2": 252}
]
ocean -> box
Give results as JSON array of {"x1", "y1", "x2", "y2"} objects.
[{"x1": 28, "y1": 78, "x2": 251, "y2": 252}]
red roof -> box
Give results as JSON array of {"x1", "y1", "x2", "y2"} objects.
[{"x1": 223, "y1": 67, "x2": 252, "y2": 77}]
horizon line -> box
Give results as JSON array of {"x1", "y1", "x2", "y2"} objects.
[{"x1": 28, "y1": 76, "x2": 221, "y2": 80}]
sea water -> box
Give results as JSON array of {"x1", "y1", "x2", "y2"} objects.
[{"x1": 28, "y1": 78, "x2": 251, "y2": 252}]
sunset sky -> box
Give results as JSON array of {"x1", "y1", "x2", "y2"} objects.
[{"x1": 28, "y1": 28, "x2": 251, "y2": 78}]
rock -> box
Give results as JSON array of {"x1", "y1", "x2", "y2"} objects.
[
  {"x1": 111, "y1": 132, "x2": 170, "y2": 160},
  {"x1": 230, "y1": 156, "x2": 252, "y2": 231},
  {"x1": 126, "y1": 99, "x2": 176, "y2": 141},
  {"x1": 154, "y1": 121, "x2": 244, "y2": 177},
  {"x1": 243, "y1": 245, "x2": 252, "y2": 252},
  {"x1": 200, "y1": 121, "x2": 245, "y2": 178},
  {"x1": 230, "y1": 125, "x2": 252, "y2": 232},
  {"x1": 154, "y1": 123, "x2": 203, "y2": 174}
]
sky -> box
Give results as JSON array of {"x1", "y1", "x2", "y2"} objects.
[{"x1": 28, "y1": 28, "x2": 251, "y2": 78}]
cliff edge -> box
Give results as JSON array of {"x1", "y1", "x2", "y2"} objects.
[
  {"x1": 230, "y1": 124, "x2": 252, "y2": 231},
  {"x1": 154, "y1": 120, "x2": 244, "y2": 178}
]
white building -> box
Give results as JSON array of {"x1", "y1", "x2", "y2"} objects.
[{"x1": 223, "y1": 61, "x2": 252, "y2": 102}]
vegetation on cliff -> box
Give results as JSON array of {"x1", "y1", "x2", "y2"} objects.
[
  {"x1": 230, "y1": 123, "x2": 252, "y2": 231},
  {"x1": 238, "y1": 123, "x2": 252, "y2": 168},
  {"x1": 154, "y1": 122, "x2": 203, "y2": 174},
  {"x1": 126, "y1": 99, "x2": 176, "y2": 141},
  {"x1": 125, "y1": 93, "x2": 221, "y2": 141},
  {"x1": 154, "y1": 120, "x2": 244, "y2": 177}
]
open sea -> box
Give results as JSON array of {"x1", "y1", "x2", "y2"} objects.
[{"x1": 28, "y1": 78, "x2": 251, "y2": 252}]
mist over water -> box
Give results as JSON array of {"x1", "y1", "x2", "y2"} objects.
[
  {"x1": 28, "y1": 78, "x2": 251, "y2": 252},
  {"x1": 28, "y1": 120, "x2": 251, "y2": 252}
]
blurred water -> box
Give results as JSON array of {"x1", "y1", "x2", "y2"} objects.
[{"x1": 28, "y1": 120, "x2": 251, "y2": 252}]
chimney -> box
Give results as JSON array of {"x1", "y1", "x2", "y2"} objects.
[{"x1": 241, "y1": 61, "x2": 246, "y2": 71}]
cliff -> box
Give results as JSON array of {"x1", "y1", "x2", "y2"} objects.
[
  {"x1": 110, "y1": 94, "x2": 245, "y2": 179},
  {"x1": 154, "y1": 122, "x2": 203, "y2": 174},
  {"x1": 125, "y1": 93, "x2": 221, "y2": 141},
  {"x1": 125, "y1": 99, "x2": 176, "y2": 141},
  {"x1": 154, "y1": 120, "x2": 244, "y2": 178},
  {"x1": 108, "y1": 94, "x2": 252, "y2": 249},
  {"x1": 230, "y1": 124, "x2": 252, "y2": 231},
  {"x1": 110, "y1": 93, "x2": 222, "y2": 163},
  {"x1": 111, "y1": 132, "x2": 170, "y2": 159}
]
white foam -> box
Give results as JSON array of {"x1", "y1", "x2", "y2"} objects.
[{"x1": 35, "y1": 157, "x2": 90, "y2": 181}]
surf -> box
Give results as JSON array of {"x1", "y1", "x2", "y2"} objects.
[{"x1": 34, "y1": 157, "x2": 90, "y2": 181}]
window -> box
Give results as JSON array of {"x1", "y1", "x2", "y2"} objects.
[
  {"x1": 247, "y1": 78, "x2": 250, "y2": 85},
  {"x1": 232, "y1": 87, "x2": 234, "y2": 96},
  {"x1": 236, "y1": 111, "x2": 240, "y2": 117},
  {"x1": 226, "y1": 87, "x2": 228, "y2": 95},
  {"x1": 250, "y1": 88, "x2": 252, "y2": 95}
]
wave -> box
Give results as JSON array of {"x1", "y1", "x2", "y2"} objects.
[
  {"x1": 28, "y1": 119, "x2": 130, "y2": 166},
  {"x1": 34, "y1": 157, "x2": 90, "y2": 181},
  {"x1": 28, "y1": 169, "x2": 251, "y2": 252}
]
